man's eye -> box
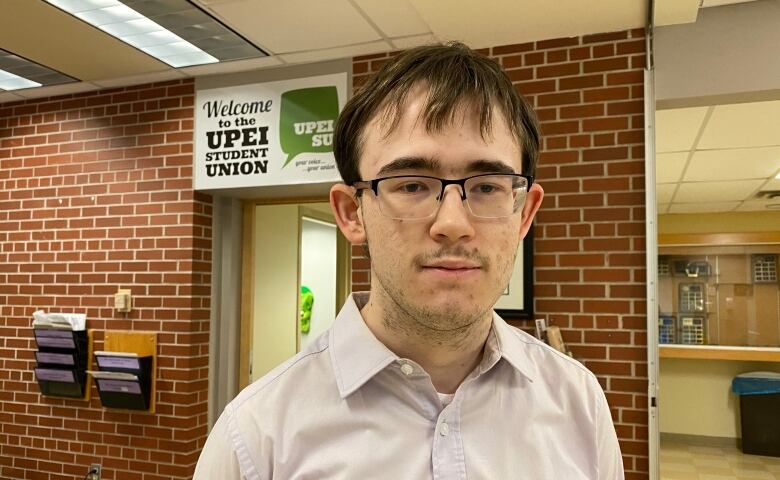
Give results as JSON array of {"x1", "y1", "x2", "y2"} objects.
[
  {"x1": 397, "y1": 182, "x2": 429, "y2": 194},
  {"x1": 472, "y1": 183, "x2": 504, "y2": 195}
]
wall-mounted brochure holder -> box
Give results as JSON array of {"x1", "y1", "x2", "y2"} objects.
[
  {"x1": 32, "y1": 311, "x2": 93, "y2": 400},
  {"x1": 89, "y1": 331, "x2": 157, "y2": 412}
]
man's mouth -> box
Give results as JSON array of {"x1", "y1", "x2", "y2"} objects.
[{"x1": 421, "y1": 259, "x2": 482, "y2": 277}]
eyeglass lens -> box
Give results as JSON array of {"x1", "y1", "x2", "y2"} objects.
[{"x1": 375, "y1": 175, "x2": 528, "y2": 219}]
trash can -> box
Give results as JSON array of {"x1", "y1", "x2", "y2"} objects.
[{"x1": 732, "y1": 371, "x2": 780, "y2": 457}]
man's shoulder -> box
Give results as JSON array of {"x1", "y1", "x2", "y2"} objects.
[{"x1": 501, "y1": 322, "x2": 602, "y2": 389}]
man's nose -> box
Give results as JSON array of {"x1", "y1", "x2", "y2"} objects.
[{"x1": 428, "y1": 185, "x2": 476, "y2": 242}]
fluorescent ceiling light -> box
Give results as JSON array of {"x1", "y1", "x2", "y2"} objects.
[
  {"x1": 0, "y1": 69, "x2": 42, "y2": 90},
  {"x1": 0, "y1": 49, "x2": 76, "y2": 91},
  {"x1": 776, "y1": 171, "x2": 780, "y2": 179},
  {"x1": 44, "y1": 0, "x2": 219, "y2": 68}
]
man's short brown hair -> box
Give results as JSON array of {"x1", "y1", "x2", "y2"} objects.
[{"x1": 333, "y1": 42, "x2": 541, "y2": 185}]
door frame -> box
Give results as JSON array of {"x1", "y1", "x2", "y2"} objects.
[{"x1": 239, "y1": 197, "x2": 350, "y2": 389}]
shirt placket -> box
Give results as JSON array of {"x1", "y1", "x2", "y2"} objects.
[{"x1": 432, "y1": 399, "x2": 466, "y2": 480}]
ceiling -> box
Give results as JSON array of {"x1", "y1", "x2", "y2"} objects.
[
  {"x1": 655, "y1": 100, "x2": 780, "y2": 214},
  {"x1": 0, "y1": 0, "x2": 755, "y2": 103}
]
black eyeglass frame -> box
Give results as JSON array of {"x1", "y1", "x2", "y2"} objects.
[{"x1": 351, "y1": 173, "x2": 535, "y2": 201}]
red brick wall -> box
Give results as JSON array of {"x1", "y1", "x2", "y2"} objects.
[
  {"x1": 352, "y1": 30, "x2": 649, "y2": 479},
  {"x1": 0, "y1": 80, "x2": 212, "y2": 480}
]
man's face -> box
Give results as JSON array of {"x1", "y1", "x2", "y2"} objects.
[{"x1": 354, "y1": 87, "x2": 538, "y2": 332}]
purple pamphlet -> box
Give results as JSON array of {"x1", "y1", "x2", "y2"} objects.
[
  {"x1": 97, "y1": 379, "x2": 141, "y2": 394},
  {"x1": 35, "y1": 368, "x2": 75, "y2": 383},
  {"x1": 35, "y1": 330, "x2": 75, "y2": 349},
  {"x1": 96, "y1": 356, "x2": 140, "y2": 370},
  {"x1": 35, "y1": 352, "x2": 75, "y2": 366}
]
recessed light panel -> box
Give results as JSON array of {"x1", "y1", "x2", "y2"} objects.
[
  {"x1": 44, "y1": 0, "x2": 266, "y2": 68},
  {"x1": 0, "y1": 49, "x2": 77, "y2": 91}
]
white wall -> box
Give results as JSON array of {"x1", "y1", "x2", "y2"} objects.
[
  {"x1": 660, "y1": 358, "x2": 780, "y2": 438},
  {"x1": 299, "y1": 217, "x2": 338, "y2": 349},
  {"x1": 655, "y1": 0, "x2": 780, "y2": 106},
  {"x1": 252, "y1": 204, "x2": 299, "y2": 381}
]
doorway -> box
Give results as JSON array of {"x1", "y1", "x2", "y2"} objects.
[{"x1": 239, "y1": 201, "x2": 351, "y2": 387}]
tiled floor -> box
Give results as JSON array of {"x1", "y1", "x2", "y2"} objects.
[{"x1": 661, "y1": 440, "x2": 780, "y2": 479}]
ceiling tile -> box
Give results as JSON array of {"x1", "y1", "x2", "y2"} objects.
[
  {"x1": 658, "y1": 203, "x2": 670, "y2": 214},
  {"x1": 701, "y1": 0, "x2": 759, "y2": 7},
  {"x1": 674, "y1": 179, "x2": 764, "y2": 203},
  {"x1": 655, "y1": 106, "x2": 709, "y2": 152},
  {"x1": 12, "y1": 81, "x2": 101, "y2": 99},
  {"x1": 657, "y1": 183, "x2": 678, "y2": 203},
  {"x1": 668, "y1": 202, "x2": 740, "y2": 214},
  {"x1": 734, "y1": 199, "x2": 780, "y2": 212},
  {"x1": 92, "y1": 70, "x2": 186, "y2": 88},
  {"x1": 278, "y1": 41, "x2": 391, "y2": 65},
  {"x1": 698, "y1": 100, "x2": 780, "y2": 149},
  {"x1": 353, "y1": 0, "x2": 430, "y2": 37},
  {"x1": 656, "y1": 152, "x2": 688, "y2": 183},
  {"x1": 2, "y1": 0, "x2": 168, "y2": 80},
  {"x1": 0, "y1": 91, "x2": 23, "y2": 103},
  {"x1": 179, "y1": 56, "x2": 282, "y2": 76},
  {"x1": 409, "y1": 0, "x2": 645, "y2": 49},
  {"x1": 211, "y1": 0, "x2": 381, "y2": 54},
  {"x1": 763, "y1": 177, "x2": 780, "y2": 190},
  {"x1": 684, "y1": 146, "x2": 780, "y2": 182}
]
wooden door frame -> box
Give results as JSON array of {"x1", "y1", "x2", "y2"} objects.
[{"x1": 238, "y1": 197, "x2": 350, "y2": 389}]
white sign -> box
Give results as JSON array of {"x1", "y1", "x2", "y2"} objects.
[{"x1": 194, "y1": 73, "x2": 347, "y2": 190}]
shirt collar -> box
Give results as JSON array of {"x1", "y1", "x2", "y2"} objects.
[
  {"x1": 489, "y1": 311, "x2": 537, "y2": 383},
  {"x1": 329, "y1": 292, "x2": 398, "y2": 398},
  {"x1": 329, "y1": 293, "x2": 536, "y2": 398}
]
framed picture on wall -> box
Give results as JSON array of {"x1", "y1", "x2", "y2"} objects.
[{"x1": 494, "y1": 225, "x2": 534, "y2": 320}]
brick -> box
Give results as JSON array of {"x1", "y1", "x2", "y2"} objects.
[
  {"x1": 592, "y1": 44, "x2": 616, "y2": 58},
  {"x1": 583, "y1": 87, "x2": 630, "y2": 102},
  {"x1": 560, "y1": 103, "x2": 604, "y2": 118},
  {"x1": 560, "y1": 254, "x2": 605, "y2": 267},
  {"x1": 558, "y1": 193, "x2": 603, "y2": 208},
  {"x1": 506, "y1": 68, "x2": 533, "y2": 82},
  {"x1": 537, "y1": 91, "x2": 581, "y2": 107},
  {"x1": 546, "y1": 49, "x2": 568, "y2": 63},
  {"x1": 617, "y1": 39, "x2": 646, "y2": 55},
  {"x1": 569, "y1": 46, "x2": 591, "y2": 61},
  {"x1": 515, "y1": 80, "x2": 556, "y2": 95},
  {"x1": 583, "y1": 117, "x2": 628, "y2": 132},
  {"x1": 607, "y1": 70, "x2": 644, "y2": 85},
  {"x1": 540, "y1": 121, "x2": 580, "y2": 135},
  {"x1": 584, "y1": 57, "x2": 628, "y2": 73},
  {"x1": 535, "y1": 269, "x2": 580, "y2": 282},
  {"x1": 561, "y1": 284, "x2": 605, "y2": 297},
  {"x1": 502, "y1": 54, "x2": 524, "y2": 68},
  {"x1": 583, "y1": 147, "x2": 628, "y2": 162},
  {"x1": 537, "y1": 62, "x2": 581, "y2": 78}
]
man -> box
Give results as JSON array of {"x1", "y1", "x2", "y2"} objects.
[{"x1": 195, "y1": 42, "x2": 624, "y2": 479}]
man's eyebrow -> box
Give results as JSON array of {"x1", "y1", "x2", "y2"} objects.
[
  {"x1": 466, "y1": 159, "x2": 517, "y2": 175},
  {"x1": 377, "y1": 156, "x2": 440, "y2": 176}
]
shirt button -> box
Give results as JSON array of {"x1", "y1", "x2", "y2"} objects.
[
  {"x1": 440, "y1": 422, "x2": 450, "y2": 436},
  {"x1": 400, "y1": 363, "x2": 414, "y2": 376}
]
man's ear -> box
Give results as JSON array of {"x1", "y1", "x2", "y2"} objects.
[
  {"x1": 518, "y1": 183, "x2": 544, "y2": 240},
  {"x1": 330, "y1": 183, "x2": 366, "y2": 244}
]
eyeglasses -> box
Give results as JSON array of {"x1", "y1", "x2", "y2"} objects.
[{"x1": 352, "y1": 173, "x2": 533, "y2": 219}]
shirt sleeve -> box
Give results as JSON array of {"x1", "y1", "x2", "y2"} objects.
[
  {"x1": 194, "y1": 407, "x2": 245, "y2": 480},
  {"x1": 596, "y1": 388, "x2": 625, "y2": 480}
]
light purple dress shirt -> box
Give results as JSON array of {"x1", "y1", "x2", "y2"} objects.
[{"x1": 194, "y1": 292, "x2": 624, "y2": 479}]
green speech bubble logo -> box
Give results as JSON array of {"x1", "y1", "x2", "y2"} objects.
[{"x1": 280, "y1": 86, "x2": 339, "y2": 167}]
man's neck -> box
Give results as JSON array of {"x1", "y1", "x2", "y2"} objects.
[{"x1": 359, "y1": 291, "x2": 493, "y2": 394}]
